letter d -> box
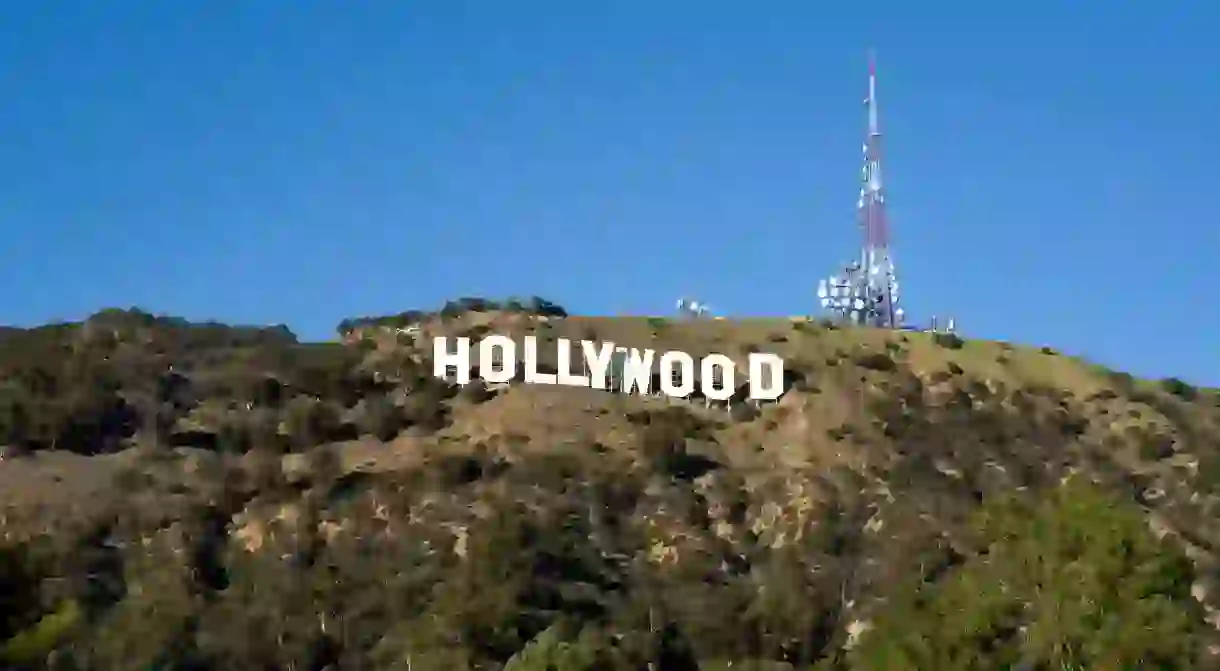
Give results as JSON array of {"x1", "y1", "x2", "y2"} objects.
[{"x1": 748, "y1": 353, "x2": 784, "y2": 401}]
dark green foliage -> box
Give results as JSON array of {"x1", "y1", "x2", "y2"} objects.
[
  {"x1": 729, "y1": 402, "x2": 761, "y2": 422},
  {"x1": 337, "y1": 310, "x2": 427, "y2": 334},
  {"x1": 282, "y1": 396, "x2": 342, "y2": 450},
  {"x1": 443, "y1": 296, "x2": 568, "y2": 319},
  {"x1": 458, "y1": 379, "x2": 497, "y2": 404},
  {"x1": 933, "y1": 332, "x2": 964, "y2": 350},
  {"x1": 851, "y1": 480, "x2": 1205, "y2": 670},
  {"x1": 855, "y1": 352, "x2": 896, "y2": 372},
  {"x1": 338, "y1": 297, "x2": 566, "y2": 334},
  {"x1": 1162, "y1": 377, "x2": 1199, "y2": 401},
  {"x1": 525, "y1": 296, "x2": 569, "y2": 317},
  {"x1": 1138, "y1": 430, "x2": 1177, "y2": 461},
  {"x1": 635, "y1": 408, "x2": 722, "y2": 481},
  {"x1": 503, "y1": 624, "x2": 603, "y2": 670},
  {"x1": 0, "y1": 542, "x2": 44, "y2": 643},
  {"x1": 357, "y1": 395, "x2": 404, "y2": 442},
  {"x1": 0, "y1": 309, "x2": 456, "y2": 456},
  {"x1": 465, "y1": 323, "x2": 494, "y2": 340}
]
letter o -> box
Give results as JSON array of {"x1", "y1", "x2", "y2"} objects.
[
  {"x1": 479, "y1": 335, "x2": 516, "y2": 383},
  {"x1": 700, "y1": 354, "x2": 735, "y2": 401},
  {"x1": 659, "y1": 351, "x2": 695, "y2": 398}
]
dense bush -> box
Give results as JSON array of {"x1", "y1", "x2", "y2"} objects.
[
  {"x1": 933, "y1": 332, "x2": 964, "y2": 350},
  {"x1": 851, "y1": 480, "x2": 1205, "y2": 670},
  {"x1": 1162, "y1": 377, "x2": 1199, "y2": 401},
  {"x1": 855, "y1": 352, "x2": 896, "y2": 372},
  {"x1": 0, "y1": 309, "x2": 459, "y2": 457}
]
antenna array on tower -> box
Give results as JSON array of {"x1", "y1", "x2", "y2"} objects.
[
  {"x1": 817, "y1": 52, "x2": 955, "y2": 334},
  {"x1": 675, "y1": 297, "x2": 712, "y2": 319}
]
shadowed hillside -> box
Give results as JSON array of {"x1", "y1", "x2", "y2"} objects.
[{"x1": 1, "y1": 300, "x2": 1219, "y2": 669}]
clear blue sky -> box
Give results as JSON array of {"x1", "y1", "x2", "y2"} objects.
[{"x1": 1, "y1": 3, "x2": 1215, "y2": 385}]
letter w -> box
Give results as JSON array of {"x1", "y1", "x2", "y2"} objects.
[{"x1": 621, "y1": 348, "x2": 654, "y2": 394}]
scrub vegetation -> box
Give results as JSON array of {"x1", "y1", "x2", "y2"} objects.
[{"x1": 1, "y1": 300, "x2": 1218, "y2": 669}]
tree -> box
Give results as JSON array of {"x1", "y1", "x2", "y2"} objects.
[
  {"x1": 851, "y1": 479, "x2": 1206, "y2": 670},
  {"x1": 1, "y1": 395, "x2": 31, "y2": 453},
  {"x1": 504, "y1": 624, "x2": 601, "y2": 671},
  {"x1": 0, "y1": 542, "x2": 43, "y2": 643}
]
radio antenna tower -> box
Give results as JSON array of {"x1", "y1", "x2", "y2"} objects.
[{"x1": 818, "y1": 51, "x2": 905, "y2": 328}]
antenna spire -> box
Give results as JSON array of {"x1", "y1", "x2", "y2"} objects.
[
  {"x1": 815, "y1": 52, "x2": 957, "y2": 334},
  {"x1": 817, "y1": 51, "x2": 903, "y2": 329},
  {"x1": 866, "y1": 49, "x2": 879, "y2": 136}
]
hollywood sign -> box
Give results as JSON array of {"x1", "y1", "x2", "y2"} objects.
[{"x1": 433, "y1": 335, "x2": 786, "y2": 401}]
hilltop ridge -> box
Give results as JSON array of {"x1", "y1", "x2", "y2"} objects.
[{"x1": 1, "y1": 300, "x2": 1219, "y2": 669}]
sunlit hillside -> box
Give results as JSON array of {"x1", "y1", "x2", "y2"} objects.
[{"x1": 1, "y1": 300, "x2": 1219, "y2": 669}]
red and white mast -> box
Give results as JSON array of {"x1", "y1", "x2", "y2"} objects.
[{"x1": 819, "y1": 51, "x2": 904, "y2": 328}]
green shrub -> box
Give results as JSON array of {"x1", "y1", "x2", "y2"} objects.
[
  {"x1": 856, "y1": 353, "x2": 897, "y2": 372},
  {"x1": 1161, "y1": 377, "x2": 1199, "y2": 401},
  {"x1": 1139, "y1": 432, "x2": 1176, "y2": 461},
  {"x1": 504, "y1": 625, "x2": 601, "y2": 671},
  {"x1": 851, "y1": 480, "x2": 1204, "y2": 670},
  {"x1": 0, "y1": 600, "x2": 81, "y2": 666},
  {"x1": 932, "y1": 332, "x2": 964, "y2": 350}
]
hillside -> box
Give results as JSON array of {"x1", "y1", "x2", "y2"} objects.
[{"x1": 1, "y1": 301, "x2": 1219, "y2": 669}]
